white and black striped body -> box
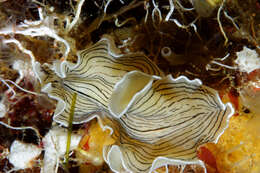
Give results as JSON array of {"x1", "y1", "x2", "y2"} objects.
[{"x1": 38, "y1": 37, "x2": 233, "y2": 173}]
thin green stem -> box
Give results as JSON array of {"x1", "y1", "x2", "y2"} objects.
[{"x1": 64, "y1": 92, "x2": 77, "y2": 171}]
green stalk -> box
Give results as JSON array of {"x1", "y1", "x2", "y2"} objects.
[{"x1": 65, "y1": 92, "x2": 77, "y2": 171}]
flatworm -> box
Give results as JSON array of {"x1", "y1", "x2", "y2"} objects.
[{"x1": 35, "y1": 36, "x2": 234, "y2": 173}]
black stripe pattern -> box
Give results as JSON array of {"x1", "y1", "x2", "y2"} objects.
[
  {"x1": 38, "y1": 37, "x2": 233, "y2": 173},
  {"x1": 104, "y1": 75, "x2": 233, "y2": 172}
]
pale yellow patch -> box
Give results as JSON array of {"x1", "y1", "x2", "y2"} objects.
[
  {"x1": 77, "y1": 120, "x2": 115, "y2": 168},
  {"x1": 216, "y1": 113, "x2": 260, "y2": 173}
]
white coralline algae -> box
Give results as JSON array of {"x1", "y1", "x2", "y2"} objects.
[
  {"x1": 235, "y1": 46, "x2": 260, "y2": 73},
  {"x1": 8, "y1": 140, "x2": 42, "y2": 169},
  {"x1": 0, "y1": 101, "x2": 6, "y2": 118},
  {"x1": 41, "y1": 126, "x2": 82, "y2": 173}
]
